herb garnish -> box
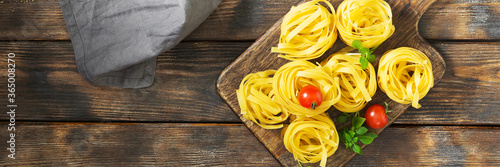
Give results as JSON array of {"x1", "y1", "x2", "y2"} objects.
[
  {"x1": 337, "y1": 112, "x2": 378, "y2": 155},
  {"x1": 352, "y1": 39, "x2": 379, "y2": 70}
]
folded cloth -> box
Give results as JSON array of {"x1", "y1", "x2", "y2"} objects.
[{"x1": 59, "y1": 0, "x2": 221, "y2": 88}]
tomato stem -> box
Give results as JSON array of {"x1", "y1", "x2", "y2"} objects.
[
  {"x1": 385, "y1": 102, "x2": 393, "y2": 121},
  {"x1": 311, "y1": 102, "x2": 317, "y2": 110}
]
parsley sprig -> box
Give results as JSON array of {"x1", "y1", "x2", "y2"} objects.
[
  {"x1": 352, "y1": 39, "x2": 379, "y2": 70},
  {"x1": 337, "y1": 112, "x2": 378, "y2": 155}
]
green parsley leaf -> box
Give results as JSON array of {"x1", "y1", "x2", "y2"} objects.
[
  {"x1": 337, "y1": 112, "x2": 378, "y2": 155},
  {"x1": 352, "y1": 117, "x2": 366, "y2": 128},
  {"x1": 345, "y1": 132, "x2": 353, "y2": 141},
  {"x1": 364, "y1": 132, "x2": 379, "y2": 139},
  {"x1": 353, "y1": 144, "x2": 362, "y2": 155},
  {"x1": 359, "y1": 135, "x2": 375, "y2": 145},
  {"x1": 342, "y1": 131, "x2": 349, "y2": 140},
  {"x1": 337, "y1": 116, "x2": 347, "y2": 123},
  {"x1": 352, "y1": 39, "x2": 362, "y2": 49},
  {"x1": 353, "y1": 39, "x2": 378, "y2": 69},
  {"x1": 360, "y1": 47, "x2": 370, "y2": 55},
  {"x1": 367, "y1": 54, "x2": 376, "y2": 63},
  {"x1": 360, "y1": 56, "x2": 368, "y2": 70},
  {"x1": 356, "y1": 127, "x2": 368, "y2": 135},
  {"x1": 348, "y1": 130, "x2": 355, "y2": 138}
]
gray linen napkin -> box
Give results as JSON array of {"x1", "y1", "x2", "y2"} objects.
[{"x1": 59, "y1": 0, "x2": 221, "y2": 88}]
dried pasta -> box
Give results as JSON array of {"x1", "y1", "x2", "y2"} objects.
[
  {"x1": 271, "y1": 0, "x2": 337, "y2": 60},
  {"x1": 273, "y1": 61, "x2": 341, "y2": 117},
  {"x1": 236, "y1": 70, "x2": 289, "y2": 129},
  {"x1": 321, "y1": 47, "x2": 377, "y2": 113},
  {"x1": 378, "y1": 47, "x2": 434, "y2": 108},
  {"x1": 336, "y1": 0, "x2": 395, "y2": 48},
  {"x1": 282, "y1": 113, "x2": 339, "y2": 167}
]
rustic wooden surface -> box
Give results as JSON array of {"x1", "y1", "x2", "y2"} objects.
[
  {"x1": 0, "y1": 0, "x2": 499, "y2": 166},
  {"x1": 216, "y1": 0, "x2": 448, "y2": 166},
  {"x1": 0, "y1": 123, "x2": 497, "y2": 166},
  {"x1": 0, "y1": 123, "x2": 281, "y2": 166},
  {"x1": 0, "y1": 0, "x2": 498, "y2": 41}
]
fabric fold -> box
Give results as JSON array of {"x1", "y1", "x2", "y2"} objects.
[{"x1": 59, "y1": 0, "x2": 221, "y2": 88}]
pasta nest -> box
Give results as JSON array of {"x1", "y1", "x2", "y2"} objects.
[
  {"x1": 236, "y1": 70, "x2": 289, "y2": 129},
  {"x1": 273, "y1": 61, "x2": 341, "y2": 117},
  {"x1": 378, "y1": 47, "x2": 434, "y2": 109},
  {"x1": 271, "y1": 0, "x2": 337, "y2": 60},
  {"x1": 336, "y1": 0, "x2": 395, "y2": 48},
  {"x1": 321, "y1": 47, "x2": 377, "y2": 113},
  {"x1": 282, "y1": 113, "x2": 339, "y2": 167}
]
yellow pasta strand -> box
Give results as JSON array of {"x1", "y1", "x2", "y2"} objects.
[
  {"x1": 271, "y1": 0, "x2": 337, "y2": 60},
  {"x1": 282, "y1": 113, "x2": 339, "y2": 167},
  {"x1": 236, "y1": 70, "x2": 289, "y2": 129},
  {"x1": 321, "y1": 47, "x2": 377, "y2": 112},
  {"x1": 337, "y1": 0, "x2": 395, "y2": 48},
  {"x1": 378, "y1": 47, "x2": 434, "y2": 109},
  {"x1": 273, "y1": 61, "x2": 341, "y2": 117}
]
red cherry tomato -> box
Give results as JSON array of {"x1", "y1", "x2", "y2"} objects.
[
  {"x1": 298, "y1": 85, "x2": 323, "y2": 110},
  {"x1": 364, "y1": 104, "x2": 388, "y2": 129}
]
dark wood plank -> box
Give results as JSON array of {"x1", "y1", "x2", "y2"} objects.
[
  {"x1": 0, "y1": 41, "x2": 250, "y2": 122},
  {"x1": 216, "y1": 0, "x2": 447, "y2": 166},
  {"x1": 396, "y1": 42, "x2": 500, "y2": 125},
  {"x1": 0, "y1": 123, "x2": 281, "y2": 166},
  {"x1": 347, "y1": 126, "x2": 500, "y2": 166},
  {"x1": 0, "y1": 41, "x2": 498, "y2": 124},
  {"x1": 187, "y1": 0, "x2": 301, "y2": 41},
  {"x1": 0, "y1": 0, "x2": 300, "y2": 41},
  {"x1": 0, "y1": 0, "x2": 498, "y2": 41},
  {"x1": 418, "y1": 0, "x2": 500, "y2": 41},
  {"x1": 0, "y1": 0, "x2": 68, "y2": 40},
  {"x1": 0, "y1": 123, "x2": 497, "y2": 166}
]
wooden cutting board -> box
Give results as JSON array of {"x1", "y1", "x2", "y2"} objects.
[{"x1": 217, "y1": 0, "x2": 446, "y2": 166}]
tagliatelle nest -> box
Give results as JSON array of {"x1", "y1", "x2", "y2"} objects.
[
  {"x1": 236, "y1": 70, "x2": 289, "y2": 129},
  {"x1": 271, "y1": 0, "x2": 337, "y2": 60},
  {"x1": 336, "y1": 0, "x2": 395, "y2": 48},
  {"x1": 273, "y1": 61, "x2": 341, "y2": 117},
  {"x1": 282, "y1": 113, "x2": 339, "y2": 167},
  {"x1": 321, "y1": 47, "x2": 377, "y2": 113},
  {"x1": 378, "y1": 47, "x2": 434, "y2": 108},
  {"x1": 273, "y1": 61, "x2": 340, "y2": 116}
]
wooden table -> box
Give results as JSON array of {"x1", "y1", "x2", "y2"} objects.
[{"x1": 0, "y1": 0, "x2": 498, "y2": 166}]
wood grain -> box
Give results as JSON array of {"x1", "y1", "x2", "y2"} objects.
[
  {"x1": 216, "y1": 0, "x2": 447, "y2": 166},
  {"x1": 347, "y1": 126, "x2": 500, "y2": 166},
  {"x1": 0, "y1": 0, "x2": 497, "y2": 166},
  {"x1": 0, "y1": 123, "x2": 497, "y2": 166},
  {"x1": 419, "y1": 0, "x2": 500, "y2": 41},
  {"x1": 0, "y1": 41, "x2": 498, "y2": 124},
  {"x1": 396, "y1": 42, "x2": 500, "y2": 125},
  {"x1": 0, "y1": 0, "x2": 498, "y2": 41},
  {"x1": 0, "y1": 41, "x2": 249, "y2": 122},
  {"x1": 0, "y1": 123, "x2": 281, "y2": 166},
  {"x1": 0, "y1": 0, "x2": 67, "y2": 40}
]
